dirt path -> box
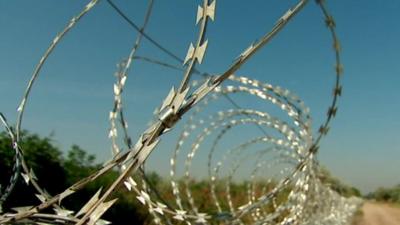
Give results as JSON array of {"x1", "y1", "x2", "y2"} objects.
[{"x1": 357, "y1": 202, "x2": 400, "y2": 225}]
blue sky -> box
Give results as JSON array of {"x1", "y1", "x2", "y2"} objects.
[{"x1": 0, "y1": 0, "x2": 399, "y2": 193}]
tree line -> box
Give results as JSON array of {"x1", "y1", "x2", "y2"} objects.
[
  {"x1": 0, "y1": 131, "x2": 150, "y2": 224},
  {"x1": 0, "y1": 131, "x2": 365, "y2": 224}
]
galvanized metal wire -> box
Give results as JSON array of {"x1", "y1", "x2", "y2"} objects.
[{"x1": 0, "y1": 0, "x2": 362, "y2": 224}]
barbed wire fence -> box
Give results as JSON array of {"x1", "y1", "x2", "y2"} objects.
[{"x1": 0, "y1": 0, "x2": 363, "y2": 224}]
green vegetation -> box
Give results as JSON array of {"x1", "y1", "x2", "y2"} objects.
[
  {"x1": 366, "y1": 185, "x2": 400, "y2": 203},
  {"x1": 318, "y1": 166, "x2": 361, "y2": 198},
  {"x1": 0, "y1": 131, "x2": 149, "y2": 224},
  {"x1": 0, "y1": 131, "x2": 363, "y2": 224}
]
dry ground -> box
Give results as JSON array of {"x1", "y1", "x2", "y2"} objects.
[{"x1": 356, "y1": 202, "x2": 400, "y2": 225}]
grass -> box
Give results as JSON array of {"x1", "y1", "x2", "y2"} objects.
[{"x1": 350, "y1": 203, "x2": 364, "y2": 225}]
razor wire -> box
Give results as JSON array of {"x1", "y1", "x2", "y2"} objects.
[{"x1": 0, "y1": 0, "x2": 363, "y2": 224}]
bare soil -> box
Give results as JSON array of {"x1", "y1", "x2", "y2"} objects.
[{"x1": 357, "y1": 202, "x2": 400, "y2": 225}]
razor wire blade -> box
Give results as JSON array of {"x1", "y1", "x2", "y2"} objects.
[{"x1": 0, "y1": 0, "x2": 362, "y2": 224}]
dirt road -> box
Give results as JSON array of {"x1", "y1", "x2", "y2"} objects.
[{"x1": 357, "y1": 202, "x2": 400, "y2": 225}]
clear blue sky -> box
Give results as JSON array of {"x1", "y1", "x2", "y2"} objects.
[{"x1": 0, "y1": 0, "x2": 399, "y2": 193}]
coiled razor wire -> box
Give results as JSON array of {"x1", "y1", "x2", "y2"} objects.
[{"x1": 0, "y1": 0, "x2": 363, "y2": 224}]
